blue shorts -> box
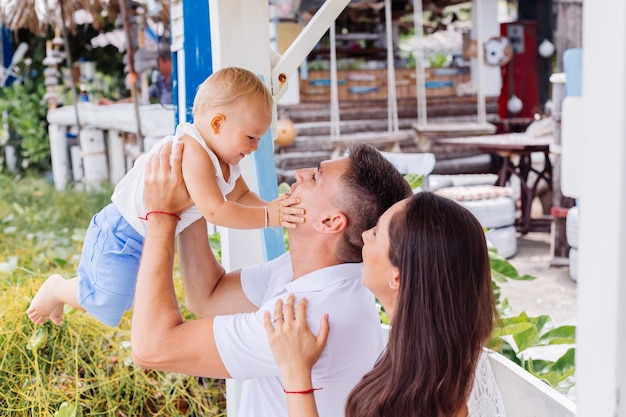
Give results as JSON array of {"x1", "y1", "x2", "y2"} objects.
[{"x1": 77, "y1": 204, "x2": 144, "y2": 326}]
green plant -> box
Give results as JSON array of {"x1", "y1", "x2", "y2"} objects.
[
  {"x1": 1, "y1": 281, "x2": 226, "y2": 416},
  {"x1": 426, "y1": 52, "x2": 451, "y2": 68},
  {"x1": 487, "y1": 248, "x2": 576, "y2": 394},
  {"x1": 0, "y1": 174, "x2": 226, "y2": 416},
  {"x1": 0, "y1": 80, "x2": 50, "y2": 173},
  {"x1": 403, "y1": 173, "x2": 423, "y2": 190}
]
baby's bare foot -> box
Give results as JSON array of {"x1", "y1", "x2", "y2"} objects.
[{"x1": 27, "y1": 274, "x2": 65, "y2": 326}]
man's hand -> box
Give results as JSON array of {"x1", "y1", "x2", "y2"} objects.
[{"x1": 144, "y1": 141, "x2": 193, "y2": 215}]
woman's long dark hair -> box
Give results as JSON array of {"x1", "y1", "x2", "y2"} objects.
[{"x1": 346, "y1": 192, "x2": 496, "y2": 417}]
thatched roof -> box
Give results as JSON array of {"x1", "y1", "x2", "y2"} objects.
[
  {"x1": 300, "y1": 0, "x2": 472, "y2": 14},
  {"x1": 0, "y1": 0, "x2": 169, "y2": 35},
  {"x1": 0, "y1": 0, "x2": 463, "y2": 36}
]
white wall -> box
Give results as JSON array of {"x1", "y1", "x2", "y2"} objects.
[{"x1": 573, "y1": 1, "x2": 626, "y2": 416}]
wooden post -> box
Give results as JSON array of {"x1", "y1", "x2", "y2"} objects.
[
  {"x1": 549, "y1": 0, "x2": 582, "y2": 264},
  {"x1": 549, "y1": 73, "x2": 574, "y2": 265}
]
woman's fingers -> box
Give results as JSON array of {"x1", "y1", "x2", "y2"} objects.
[
  {"x1": 284, "y1": 294, "x2": 296, "y2": 322},
  {"x1": 317, "y1": 314, "x2": 330, "y2": 350},
  {"x1": 273, "y1": 297, "x2": 285, "y2": 324}
]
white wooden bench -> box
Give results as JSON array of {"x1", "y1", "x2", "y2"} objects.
[
  {"x1": 380, "y1": 326, "x2": 576, "y2": 417},
  {"x1": 486, "y1": 349, "x2": 576, "y2": 417}
]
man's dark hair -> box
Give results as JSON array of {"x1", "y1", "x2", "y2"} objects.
[{"x1": 335, "y1": 143, "x2": 412, "y2": 262}]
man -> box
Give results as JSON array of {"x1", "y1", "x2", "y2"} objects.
[
  {"x1": 148, "y1": 46, "x2": 172, "y2": 105},
  {"x1": 131, "y1": 141, "x2": 411, "y2": 417}
]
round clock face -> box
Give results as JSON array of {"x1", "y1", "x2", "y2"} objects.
[{"x1": 483, "y1": 36, "x2": 513, "y2": 67}]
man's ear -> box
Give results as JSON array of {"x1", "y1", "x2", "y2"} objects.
[
  {"x1": 313, "y1": 211, "x2": 348, "y2": 233},
  {"x1": 210, "y1": 113, "x2": 225, "y2": 134}
]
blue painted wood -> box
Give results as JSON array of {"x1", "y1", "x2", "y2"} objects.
[
  {"x1": 180, "y1": 1, "x2": 212, "y2": 123},
  {"x1": 563, "y1": 48, "x2": 582, "y2": 97},
  {"x1": 256, "y1": 130, "x2": 286, "y2": 261},
  {"x1": 255, "y1": 75, "x2": 285, "y2": 261}
]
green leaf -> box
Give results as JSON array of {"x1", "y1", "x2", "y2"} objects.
[
  {"x1": 404, "y1": 173, "x2": 423, "y2": 190},
  {"x1": 513, "y1": 325, "x2": 540, "y2": 352},
  {"x1": 499, "y1": 313, "x2": 551, "y2": 352},
  {"x1": 525, "y1": 356, "x2": 576, "y2": 388},
  {"x1": 492, "y1": 340, "x2": 522, "y2": 365},
  {"x1": 549, "y1": 348, "x2": 576, "y2": 374},
  {"x1": 278, "y1": 182, "x2": 292, "y2": 195},
  {"x1": 489, "y1": 251, "x2": 536, "y2": 282},
  {"x1": 536, "y1": 325, "x2": 576, "y2": 346},
  {"x1": 525, "y1": 359, "x2": 554, "y2": 373},
  {"x1": 489, "y1": 260, "x2": 536, "y2": 282},
  {"x1": 492, "y1": 321, "x2": 535, "y2": 337},
  {"x1": 54, "y1": 402, "x2": 77, "y2": 417},
  {"x1": 29, "y1": 326, "x2": 48, "y2": 350}
]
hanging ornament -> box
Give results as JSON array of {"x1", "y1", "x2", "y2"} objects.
[
  {"x1": 538, "y1": 39, "x2": 555, "y2": 58},
  {"x1": 275, "y1": 118, "x2": 297, "y2": 147},
  {"x1": 507, "y1": 95, "x2": 523, "y2": 114}
]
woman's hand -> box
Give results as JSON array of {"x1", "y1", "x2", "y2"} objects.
[{"x1": 263, "y1": 294, "x2": 330, "y2": 383}]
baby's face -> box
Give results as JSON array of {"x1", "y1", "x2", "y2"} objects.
[{"x1": 211, "y1": 100, "x2": 271, "y2": 165}]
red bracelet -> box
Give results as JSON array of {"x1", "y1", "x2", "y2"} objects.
[
  {"x1": 138, "y1": 211, "x2": 182, "y2": 221},
  {"x1": 283, "y1": 387, "x2": 323, "y2": 395}
]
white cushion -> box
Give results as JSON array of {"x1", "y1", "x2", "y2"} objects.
[
  {"x1": 486, "y1": 225, "x2": 518, "y2": 259},
  {"x1": 429, "y1": 174, "x2": 499, "y2": 191},
  {"x1": 436, "y1": 185, "x2": 515, "y2": 202},
  {"x1": 436, "y1": 186, "x2": 517, "y2": 229},
  {"x1": 450, "y1": 173, "x2": 500, "y2": 187},
  {"x1": 428, "y1": 175, "x2": 454, "y2": 191}
]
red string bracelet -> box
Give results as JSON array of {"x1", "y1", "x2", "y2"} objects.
[
  {"x1": 138, "y1": 211, "x2": 182, "y2": 221},
  {"x1": 283, "y1": 387, "x2": 323, "y2": 395}
]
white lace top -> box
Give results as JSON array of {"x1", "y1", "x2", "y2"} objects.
[{"x1": 467, "y1": 350, "x2": 507, "y2": 417}]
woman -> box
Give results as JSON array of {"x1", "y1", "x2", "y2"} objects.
[{"x1": 264, "y1": 192, "x2": 505, "y2": 417}]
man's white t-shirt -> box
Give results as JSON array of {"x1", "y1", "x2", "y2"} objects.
[{"x1": 214, "y1": 253, "x2": 383, "y2": 417}]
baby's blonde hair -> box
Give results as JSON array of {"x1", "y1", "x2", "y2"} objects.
[{"x1": 192, "y1": 67, "x2": 273, "y2": 119}]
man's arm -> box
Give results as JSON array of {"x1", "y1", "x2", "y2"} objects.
[
  {"x1": 177, "y1": 217, "x2": 257, "y2": 317},
  {"x1": 131, "y1": 141, "x2": 231, "y2": 378}
]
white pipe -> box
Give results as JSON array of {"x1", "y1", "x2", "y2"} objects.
[
  {"x1": 475, "y1": 0, "x2": 487, "y2": 124},
  {"x1": 385, "y1": 0, "x2": 399, "y2": 133},
  {"x1": 329, "y1": 22, "x2": 340, "y2": 140},
  {"x1": 413, "y1": 0, "x2": 427, "y2": 126}
]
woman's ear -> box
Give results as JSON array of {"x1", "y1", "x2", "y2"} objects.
[
  {"x1": 313, "y1": 211, "x2": 347, "y2": 233},
  {"x1": 389, "y1": 266, "x2": 401, "y2": 290},
  {"x1": 210, "y1": 113, "x2": 225, "y2": 134}
]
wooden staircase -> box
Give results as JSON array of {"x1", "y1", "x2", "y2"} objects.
[{"x1": 274, "y1": 96, "x2": 499, "y2": 183}]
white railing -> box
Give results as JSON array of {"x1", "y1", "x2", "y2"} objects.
[{"x1": 46, "y1": 102, "x2": 175, "y2": 191}]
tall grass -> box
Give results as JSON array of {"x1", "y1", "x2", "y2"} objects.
[{"x1": 0, "y1": 174, "x2": 226, "y2": 416}]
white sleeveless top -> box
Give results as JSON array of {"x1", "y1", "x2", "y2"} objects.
[
  {"x1": 111, "y1": 122, "x2": 241, "y2": 236},
  {"x1": 467, "y1": 350, "x2": 507, "y2": 417}
]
